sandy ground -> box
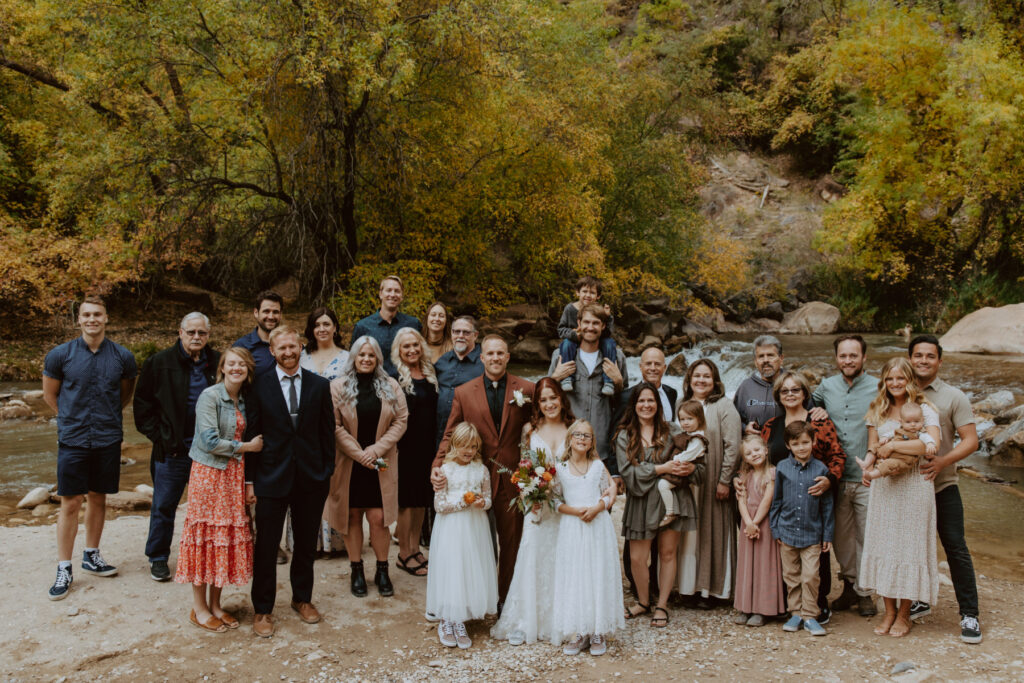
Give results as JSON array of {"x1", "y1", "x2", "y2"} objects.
[{"x1": 2, "y1": 502, "x2": 1023, "y2": 683}]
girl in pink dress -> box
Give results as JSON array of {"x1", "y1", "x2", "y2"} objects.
[{"x1": 732, "y1": 435, "x2": 785, "y2": 626}]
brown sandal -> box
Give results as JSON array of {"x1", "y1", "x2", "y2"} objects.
[
  {"x1": 215, "y1": 611, "x2": 239, "y2": 629},
  {"x1": 624, "y1": 602, "x2": 650, "y2": 620},
  {"x1": 190, "y1": 609, "x2": 227, "y2": 633}
]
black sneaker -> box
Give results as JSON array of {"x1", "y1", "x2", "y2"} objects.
[
  {"x1": 48, "y1": 565, "x2": 73, "y2": 601},
  {"x1": 831, "y1": 581, "x2": 858, "y2": 611},
  {"x1": 150, "y1": 560, "x2": 171, "y2": 582},
  {"x1": 82, "y1": 549, "x2": 118, "y2": 577},
  {"x1": 960, "y1": 615, "x2": 982, "y2": 644},
  {"x1": 909, "y1": 601, "x2": 931, "y2": 621},
  {"x1": 816, "y1": 607, "x2": 832, "y2": 625}
]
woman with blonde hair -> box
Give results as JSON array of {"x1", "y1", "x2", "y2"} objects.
[
  {"x1": 390, "y1": 327, "x2": 440, "y2": 576},
  {"x1": 859, "y1": 357, "x2": 940, "y2": 638},
  {"x1": 329, "y1": 336, "x2": 408, "y2": 597},
  {"x1": 175, "y1": 347, "x2": 263, "y2": 632}
]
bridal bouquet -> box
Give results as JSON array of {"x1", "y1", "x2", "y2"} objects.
[{"x1": 498, "y1": 446, "x2": 560, "y2": 516}]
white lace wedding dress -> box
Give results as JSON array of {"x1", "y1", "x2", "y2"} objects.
[{"x1": 490, "y1": 433, "x2": 564, "y2": 644}]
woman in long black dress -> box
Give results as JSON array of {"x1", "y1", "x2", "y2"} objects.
[{"x1": 391, "y1": 327, "x2": 440, "y2": 576}]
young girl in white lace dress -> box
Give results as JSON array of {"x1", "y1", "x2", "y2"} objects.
[
  {"x1": 553, "y1": 420, "x2": 624, "y2": 656},
  {"x1": 425, "y1": 422, "x2": 497, "y2": 649}
]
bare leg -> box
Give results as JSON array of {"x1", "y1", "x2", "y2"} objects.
[
  {"x1": 628, "y1": 539, "x2": 652, "y2": 615},
  {"x1": 346, "y1": 509, "x2": 365, "y2": 564},
  {"x1": 57, "y1": 495, "x2": 84, "y2": 561},
  {"x1": 875, "y1": 596, "x2": 897, "y2": 635},
  {"x1": 209, "y1": 585, "x2": 225, "y2": 618},
  {"x1": 656, "y1": 530, "x2": 681, "y2": 611},
  {"x1": 889, "y1": 599, "x2": 913, "y2": 637},
  {"x1": 366, "y1": 508, "x2": 391, "y2": 562},
  {"x1": 84, "y1": 492, "x2": 106, "y2": 548},
  {"x1": 396, "y1": 507, "x2": 427, "y2": 574},
  {"x1": 192, "y1": 583, "x2": 213, "y2": 622}
]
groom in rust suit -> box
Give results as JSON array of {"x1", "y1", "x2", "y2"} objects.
[{"x1": 432, "y1": 335, "x2": 535, "y2": 609}]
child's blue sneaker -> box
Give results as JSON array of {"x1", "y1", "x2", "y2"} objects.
[
  {"x1": 782, "y1": 614, "x2": 803, "y2": 632},
  {"x1": 804, "y1": 618, "x2": 827, "y2": 636}
]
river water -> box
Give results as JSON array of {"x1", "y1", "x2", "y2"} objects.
[{"x1": 4, "y1": 334, "x2": 1023, "y2": 576}]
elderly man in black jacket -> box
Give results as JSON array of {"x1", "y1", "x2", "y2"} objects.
[{"x1": 134, "y1": 312, "x2": 219, "y2": 582}]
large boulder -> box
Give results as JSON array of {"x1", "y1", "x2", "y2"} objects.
[
  {"x1": 940, "y1": 304, "x2": 1024, "y2": 355},
  {"x1": 102, "y1": 491, "x2": 152, "y2": 511},
  {"x1": 972, "y1": 390, "x2": 1016, "y2": 415},
  {"x1": 510, "y1": 337, "x2": 552, "y2": 364},
  {"x1": 990, "y1": 417, "x2": 1024, "y2": 467},
  {"x1": 779, "y1": 301, "x2": 841, "y2": 335}
]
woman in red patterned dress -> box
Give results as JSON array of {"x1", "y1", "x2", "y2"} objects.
[{"x1": 175, "y1": 347, "x2": 263, "y2": 632}]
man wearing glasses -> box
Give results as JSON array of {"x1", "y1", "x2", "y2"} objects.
[
  {"x1": 433, "y1": 315, "x2": 484, "y2": 446},
  {"x1": 134, "y1": 312, "x2": 219, "y2": 582}
]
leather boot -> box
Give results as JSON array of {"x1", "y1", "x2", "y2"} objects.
[
  {"x1": 374, "y1": 560, "x2": 394, "y2": 597},
  {"x1": 350, "y1": 561, "x2": 367, "y2": 597},
  {"x1": 831, "y1": 580, "x2": 858, "y2": 611}
]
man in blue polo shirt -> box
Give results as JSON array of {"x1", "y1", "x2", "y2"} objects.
[
  {"x1": 234, "y1": 290, "x2": 283, "y2": 376},
  {"x1": 351, "y1": 275, "x2": 421, "y2": 377},
  {"x1": 42, "y1": 295, "x2": 137, "y2": 600}
]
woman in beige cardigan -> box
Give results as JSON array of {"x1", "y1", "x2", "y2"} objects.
[{"x1": 329, "y1": 336, "x2": 408, "y2": 598}]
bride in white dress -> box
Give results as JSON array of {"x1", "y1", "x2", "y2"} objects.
[{"x1": 491, "y1": 377, "x2": 574, "y2": 646}]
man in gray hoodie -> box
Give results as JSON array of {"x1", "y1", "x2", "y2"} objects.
[{"x1": 734, "y1": 335, "x2": 785, "y2": 435}]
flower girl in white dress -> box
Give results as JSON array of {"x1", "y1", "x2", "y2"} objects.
[
  {"x1": 553, "y1": 420, "x2": 624, "y2": 656},
  {"x1": 425, "y1": 422, "x2": 498, "y2": 649},
  {"x1": 491, "y1": 377, "x2": 573, "y2": 646}
]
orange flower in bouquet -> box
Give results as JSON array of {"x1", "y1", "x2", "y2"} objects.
[{"x1": 463, "y1": 491, "x2": 477, "y2": 505}]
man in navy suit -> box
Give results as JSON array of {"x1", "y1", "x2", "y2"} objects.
[{"x1": 246, "y1": 326, "x2": 335, "y2": 638}]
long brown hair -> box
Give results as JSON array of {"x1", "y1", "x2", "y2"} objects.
[
  {"x1": 530, "y1": 377, "x2": 576, "y2": 429},
  {"x1": 682, "y1": 358, "x2": 727, "y2": 403},
  {"x1": 617, "y1": 382, "x2": 671, "y2": 466},
  {"x1": 421, "y1": 301, "x2": 453, "y2": 354}
]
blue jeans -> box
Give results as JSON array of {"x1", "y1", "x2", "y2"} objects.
[
  {"x1": 935, "y1": 485, "x2": 978, "y2": 617},
  {"x1": 145, "y1": 456, "x2": 192, "y2": 563},
  {"x1": 558, "y1": 336, "x2": 617, "y2": 384}
]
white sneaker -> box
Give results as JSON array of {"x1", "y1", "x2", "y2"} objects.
[
  {"x1": 453, "y1": 621, "x2": 472, "y2": 649},
  {"x1": 425, "y1": 610, "x2": 440, "y2": 623},
  {"x1": 437, "y1": 620, "x2": 456, "y2": 647},
  {"x1": 508, "y1": 630, "x2": 526, "y2": 646},
  {"x1": 563, "y1": 634, "x2": 589, "y2": 655},
  {"x1": 590, "y1": 634, "x2": 606, "y2": 656}
]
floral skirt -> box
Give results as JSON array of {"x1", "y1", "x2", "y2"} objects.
[{"x1": 174, "y1": 458, "x2": 253, "y2": 587}]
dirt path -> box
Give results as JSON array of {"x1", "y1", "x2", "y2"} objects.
[{"x1": 2, "y1": 509, "x2": 1022, "y2": 682}]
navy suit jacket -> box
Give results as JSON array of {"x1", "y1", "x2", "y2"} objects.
[{"x1": 245, "y1": 368, "x2": 336, "y2": 497}]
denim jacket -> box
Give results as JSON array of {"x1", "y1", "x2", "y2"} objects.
[{"x1": 188, "y1": 384, "x2": 246, "y2": 470}]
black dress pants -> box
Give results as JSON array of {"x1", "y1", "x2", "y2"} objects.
[{"x1": 252, "y1": 472, "x2": 329, "y2": 614}]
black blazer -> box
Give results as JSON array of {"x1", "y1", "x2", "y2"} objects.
[
  {"x1": 134, "y1": 342, "x2": 220, "y2": 462},
  {"x1": 245, "y1": 368, "x2": 335, "y2": 497}
]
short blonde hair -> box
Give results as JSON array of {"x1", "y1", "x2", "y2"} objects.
[
  {"x1": 563, "y1": 419, "x2": 598, "y2": 461},
  {"x1": 217, "y1": 347, "x2": 255, "y2": 390},
  {"x1": 268, "y1": 325, "x2": 300, "y2": 348},
  {"x1": 444, "y1": 422, "x2": 483, "y2": 463}
]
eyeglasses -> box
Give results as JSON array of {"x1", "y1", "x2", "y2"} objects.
[
  {"x1": 183, "y1": 330, "x2": 209, "y2": 337},
  {"x1": 451, "y1": 329, "x2": 475, "y2": 337},
  {"x1": 571, "y1": 433, "x2": 594, "y2": 441},
  {"x1": 778, "y1": 387, "x2": 803, "y2": 395}
]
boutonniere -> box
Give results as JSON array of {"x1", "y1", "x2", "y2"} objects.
[{"x1": 510, "y1": 389, "x2": 531, "y2": 407}]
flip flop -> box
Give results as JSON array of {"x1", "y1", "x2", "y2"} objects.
[{"x1": 397, "y1": 553, "x2": 428, "y2": 576}]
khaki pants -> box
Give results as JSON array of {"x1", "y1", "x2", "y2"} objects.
[
  {"x1": 780, "y1": 542, "x2": 821, "y2": 619},
  {"x1": 834, "y1": 482, "x2": 871, "y2": 596}
]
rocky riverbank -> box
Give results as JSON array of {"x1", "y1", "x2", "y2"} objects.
[{"x1": 1, "y1": 511, "x2": 1021, "y2": 682}]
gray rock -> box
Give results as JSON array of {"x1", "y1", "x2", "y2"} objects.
[
  {"x1": 891, "y1": 662, "x2": 916, "y2": 675},
  {"x1": 779, "y1": 301, "x2": 841, "y2": 334},
  {"x1": 104, "y1": 491, "x2": 152, "y2": 511},
  {"x1": 940, "y1": 303, "x2": 1024, "y2": 354},
  {"x1": 0, "y1": 399, "x2": 33, "y2": 420},
  {"x1": 644, "y1": 316, "x2": 672, "y2": 340},
  {"x1": 17, "y1": 486, "x2": 51, "y2": 509},
  {"x1": 134, "y1": 484, "x2": 155, "y2": 499},
  {"x1": 510, "y1": 338, "x2": 552, "y2": 364},
  {"x1": 972, "y1": 390, "x2": 1016, "y2": 415},
  {"x1": 21, "y1": 389, "x2": 44, "y2": 400}
]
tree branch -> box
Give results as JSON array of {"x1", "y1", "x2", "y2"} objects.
[{"x1": 0, "y1": 56, "x2": 124, "y2": 123}]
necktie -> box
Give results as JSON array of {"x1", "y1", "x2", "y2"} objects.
[
  {"x1": 488, "y1": 380, "x2": 503, "y2": 430},
  {"x1": 287, "y1": 375, "x2": 299, "y2": 428}
]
